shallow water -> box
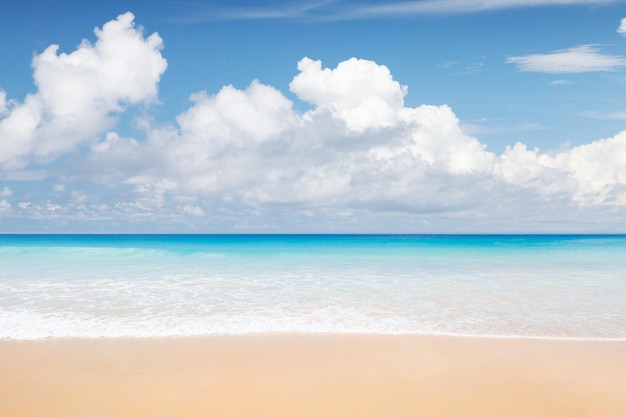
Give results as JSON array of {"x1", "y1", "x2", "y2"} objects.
[{"x1": 1, "y1": 234, "x2": 624, "y2": 339}]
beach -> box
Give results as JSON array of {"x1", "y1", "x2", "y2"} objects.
[
  {"x1": 1, "y1": 335, "x2": 624, "y2": 417},
  {"x1": 2, "y1": 235, "x2": 625, "y2": 416}
]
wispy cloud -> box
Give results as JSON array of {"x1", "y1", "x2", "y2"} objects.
[
  {"x1": 175, "y1": 0, "x2": 623, "y2": 22},
  {"x1": 439, "y1": 60, "x2": 484, "y2": 75},
  {"x1": 174, "y1": 0, "x2": 338, "y2": 22},
  {"x1": 507, "y1": 45, "x2": 626, "y2": 73},
  {"x1": 580, "y1": 110, "x2": 626, "y2": 119},
  {"x1": 335, "y1": 0, "x2": 621, "y2": 20}
]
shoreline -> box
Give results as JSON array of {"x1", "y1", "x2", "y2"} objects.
[
  {"x1": 4, "y1": 332, "x2": 626, "y2": 342},
  {"x1": 1, "y1": 334, "x2": 624, "y2": 417}
]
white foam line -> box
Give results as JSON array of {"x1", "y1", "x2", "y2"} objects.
[{"x1": 3, "y1": 331, "x2": 625, "y2": 342}]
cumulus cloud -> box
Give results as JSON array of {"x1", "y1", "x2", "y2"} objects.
[
  {"x1": 501, "y1": 132, "x2": 626, "y2": 206},
  {"x1": 618, "y1": 17, "x2": 626, "y2": 35},
  {"x1": 82, "y1": 57, "x2": 501, "y2": 214},
  {"x1": 566, "y1": 132, "x2": 626, "y2": 205},
  {"x1": 177, "y1": 80, "x2": 297, "y2": 145},
  {"x1": 4, "y1": 13, "x2": 626, "y2": 231},
  {"x1": 0, "y1": 12, "x2": 166, "y2": 169},
  {"x1": 289, "y1": 57, "x2": 407, "y2": 131},
  {"x1": 81, "y1": 55, "x2": 626, "y2": 218},
  {"x1": 507, "y1": 45, "x2": 626, "y2": 73}
]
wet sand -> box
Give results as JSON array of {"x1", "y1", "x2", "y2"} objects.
[{"x1": 1, "y1": 335, "x2": 624, "y2": 417}]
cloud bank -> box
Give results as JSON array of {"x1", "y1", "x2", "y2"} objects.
[{"x1": 1, "y1": 13, "x2": 626, "y2": 232}]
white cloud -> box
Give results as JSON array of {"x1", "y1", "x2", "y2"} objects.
[
  {"x1": 0, "y1": 186, "x2": 12, "y2": 198},
  {"x1": 566, "y1": 131, "x2": 626, "y2": 205},
  {"x1": 181, "y1": 205, "x2": 205, "y2": 216},
  {"x1": 500, "y1": 143, "x2": 572, "y2": 194},
  {"x1": 196, "y1": 0, "x2": 623, "y2": 21},
  {"x1": 81, "y1": 56, "x2": 626, "y2": 221},
  {"x1": 200, "y1": 0, "x2": 336, "y2": 21},
  {"x1": 580, "y1": 110, "x2": 626, "y2": 120},
  {"x1": 507, "y1": 45, "x2": 626, "y2": 73},
  {"x1": 340, "y1": 0, "x2": 616, "y2": 18},
  {"x1": 71, "y1": 190, "x2": 88, "y2": 203},
  {"x1": 177, "y1": 80, "x2": 297, "y2": 144},
  {"x1": 4, "y1": 13, "x2": 626, "y2": 231},
  {"x1": 0, "y1": 12, "x2": 167, "y2": 169},
  {"x1": 618, "y1": 17, "x2": 626, "y2": 35},
  {"x1": 0, "y1": 90, "x2": 6, "y2": 115},
  {"x1": 84, "y1": 57, "x2": 498, "y2": 213},
  {"x1": 501, "y1": 131, "x2": 626, "y2": 205},
  {"x1": 0, "y1": 199, "x2": 10, "y2": 212},
  {"x1": 289, "y1": 57, "x2": 407, "y2": 131},
  {"x1": 46, "y1": 202, "x2": 61, "y2": 212}
]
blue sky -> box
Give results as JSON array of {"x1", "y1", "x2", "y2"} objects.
[{"x1": 1, "y1": 0, "x2": 626, "y2": 233}]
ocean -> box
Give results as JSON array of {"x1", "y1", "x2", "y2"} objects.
[{"x1": 0, "y1": 234, "x2": 624, "y2": 340}]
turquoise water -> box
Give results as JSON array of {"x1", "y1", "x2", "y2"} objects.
[{"x1": 0, "y1": 234, "x2": 624, "y2": 339}]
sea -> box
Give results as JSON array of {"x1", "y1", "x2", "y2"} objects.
[{"x1": 0, "y1": 234, "x2": 624, "y2": 340}]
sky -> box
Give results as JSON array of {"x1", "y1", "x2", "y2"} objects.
[{"x1": 1, "y1": 0, "x2": 626, "y2": 233}]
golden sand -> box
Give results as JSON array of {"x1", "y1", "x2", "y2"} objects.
[{"x1": 1, "y1": 335, "x2": 624, "y2": 417}]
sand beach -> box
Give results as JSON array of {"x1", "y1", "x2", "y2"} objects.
[{"x1": 1, "y1": 335, "x2": 624, "y2": 417}]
